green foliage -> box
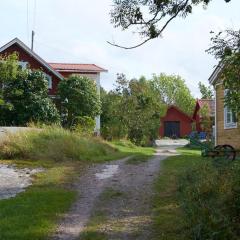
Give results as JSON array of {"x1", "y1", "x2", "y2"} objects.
[
  {"x1": 102, "y1": 73, "x2": 195, "y2": 145},
  {"x1": 0, "y1": 53, "x2": 60, "y2": 125},
  {"x1": 199, "y1": 104, "x2": 213, "y2": 137},
  {"x1": 223, "y1": 53, "x2": 240, "y2": 114},
  {"x1": 198, "y1": 82, "x2": 214, "y2": 99},
  {"x1": 101, "y1": 87, "x2": 128, "y2": 140},
  {"x1": 0, "y1": 53, "x2": 19, "y2": 110},
  {"x1": 207, "y1": 29, "x2": 240, "y2": 114},
  {"x1": 71, "y1": 116, "x2": 95, "y2": 136},
  {"x1": 152, "y1": 148, "x2": 202, "y2": 239},
  {"x1": 0, "y1": 53, "x2": 19, "y2": 85},
  {"x1": 58, "y1": 75, "x2": 101, "y2": 127},
  {"x1": 151, "y1": 73, "x2": 195, "y2": 115},
  {"x1": 178, "y1": 157, "x2": 240, "y2": 239},
  {"x1": 110, "y1": 0, "x2": 231, "y2": 48},
  {"x1": 101, "y1": 74, "x2": 166, "y2": 145}
]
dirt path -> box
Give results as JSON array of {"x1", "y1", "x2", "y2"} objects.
[{"x1": 52, "y1": 146, "x2": 180, "y2": 240}]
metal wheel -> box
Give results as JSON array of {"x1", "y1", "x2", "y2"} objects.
[
  {"x1": 212, "y1": 145, "x2": 223, "y2": 158},
  {"x1": 222, "y1": 144, "x2": 236, "y2": 161}
]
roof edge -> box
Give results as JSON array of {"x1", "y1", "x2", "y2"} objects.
[
  {"x1": 0, "y1": 38, "x2": 63, "y2": 80},
  {"x1": 208, "y1": 62, "x2": 224, "y2": 85},
  {"x1": 49, "y1": 63, "x2": 108, "y2": 73}
]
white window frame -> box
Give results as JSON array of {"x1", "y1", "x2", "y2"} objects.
[
  {"x1": 224, "y1": 90, "x2": 237, "y2": 129},
  {"x1": 44, "y1": 73, "x2": 52, "y2": 89},
  {"x1": 18, "y1": 61, "x2": 28, "y2": 69}
]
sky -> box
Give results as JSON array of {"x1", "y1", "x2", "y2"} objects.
[{"x1": 0, "y1": 0, "x2": 239, "y2": 97}]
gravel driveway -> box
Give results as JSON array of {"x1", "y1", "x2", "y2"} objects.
[
  {"x1": 155, "y1": 139, "x2": 189, "y2": 147},
  {"x1": 52, "y1": 145, "x2": 183, "y2": 240}
]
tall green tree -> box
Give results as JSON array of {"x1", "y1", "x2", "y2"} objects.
[
  {"x1": 207, "y1": 29, "x2": 240, "y2": 114},
  {"x1": 109, "y1": 0, "x2": 232, "y2": 49},
  {"x1": 101, "y1": 87, "x2": 128, "y2": 139},
  {"x1": 0, "y1": 53, "x2": 19, "y2": 109},
  {"x1": 198, "y1": 82, "x2": 214, "y2": 99},
  {"x1": 0, "y1": 54, "x2": 60, "y2": 125},
  {"x1": 151, "y1": 73, "x2": 195, "y2": 115},
  {"x1": 120, "y1": 75, "x2": 166, "y2": 145},
  {"x1": 58, "y1": 75, "x2": 101, "y2": 127},
  {"x1": 101, "y1": 74, "x2": 166, "y2": 145}
]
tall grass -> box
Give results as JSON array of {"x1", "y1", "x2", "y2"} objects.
[
  {"x1": 178, "y1": 157, "x2": 240, "y2": 239},
  {"x1": 0, "y1": 127, "x2": 120, "y2": 162},
  {"x1": 152, "y1": 148, "x2": 201, "y2": 240}
]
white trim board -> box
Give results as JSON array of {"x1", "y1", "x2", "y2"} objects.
[{"x1": 208, "y1": 62, "x2": 224, "y2": 85}]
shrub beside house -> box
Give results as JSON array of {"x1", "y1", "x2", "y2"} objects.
[{"x1": 0, "y1": 38, "x2": 107, "y2": 133}]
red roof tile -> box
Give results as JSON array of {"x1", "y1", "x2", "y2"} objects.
[{"x1": 49, "y1": 63, "x2": 107, "y2": 73}]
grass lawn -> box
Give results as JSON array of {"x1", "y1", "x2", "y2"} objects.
[
  {"x1": 151, "y1": 148, "x2": 203, "y2": 240},
  {"x1": 111, "y1": 140, "x2": 156, "y2": 164},
  {"x1": 0, "y1": 160, "x2": 80, "y2": 240},
  {"x1": 0, "y1": 129, "x2": 155, "y2": 240}
]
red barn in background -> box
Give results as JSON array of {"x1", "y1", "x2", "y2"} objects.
[{"x1": 159, "y1": 106, "x2": 193, "y2": 138}]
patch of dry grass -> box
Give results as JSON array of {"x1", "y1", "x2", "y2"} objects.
[{"x1": 0, "y1": 127, "x2": 125, "y2": 162}]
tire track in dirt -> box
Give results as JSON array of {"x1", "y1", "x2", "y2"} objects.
[
  {"x1": 52, "y1": 157, "x2": 131, "y2": 240},
  {"x1": 52, "y1": 147, "x2": 180, "y2": 240}
]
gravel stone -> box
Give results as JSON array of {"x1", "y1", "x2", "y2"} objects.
[{"x1": 0, "y1": 164, "x2": 43, "y2": 200}]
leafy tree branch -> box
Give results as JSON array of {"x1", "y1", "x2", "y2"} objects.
[
  {"x1": 109, "y1": 0, "x2": 231, "y2": 49},
  {"x1": 207, "y1": 29, "x2": 240, "y2": 114}
]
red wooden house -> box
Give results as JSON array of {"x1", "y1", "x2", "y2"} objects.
[
  {"x1": 159, "y1": 106, "x2": 193, "y2": 138},
  {"x1": 0, "y1": 38, "x2": 107, "y2": 97},
  {"x1": 0, "y1": 38, "x2": 107, "y2": 132}
]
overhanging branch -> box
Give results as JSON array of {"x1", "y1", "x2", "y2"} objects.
[{"x1": 107, "y1": 0, "x2": 189, "y2": 50}]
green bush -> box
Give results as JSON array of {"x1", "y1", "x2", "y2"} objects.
[
  {"x1": 58, "y1": 75, "x2": 101, "y2": 127},
  {"x1": 100, "y1": 75, "x2": 165, "y2": 146},
  {"x1": 0, "y1": 127, "x2": 119, "y2": 162},
  {"x1": 178, "y1": 159, "x2": 240, "y2": 240},
  {"x1": 0, "y1": 54, "x2": 60, "y2": 126},
  {"x1": 71, "y1": 116, "x2": 95, "y2": 136}
]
